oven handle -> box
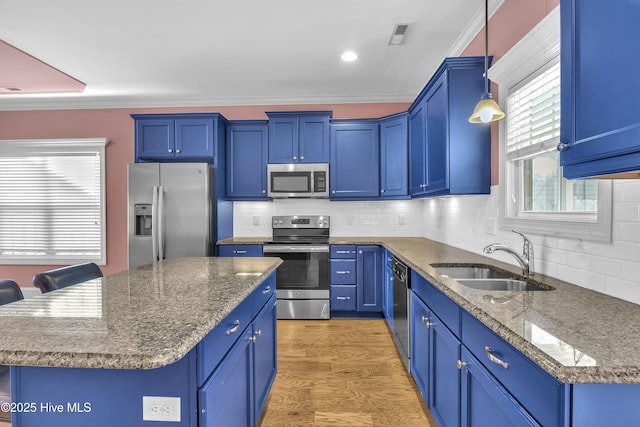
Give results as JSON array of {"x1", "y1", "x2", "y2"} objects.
[{"x1": 263, "y1": 245, "x2": 330, "y2": 253}]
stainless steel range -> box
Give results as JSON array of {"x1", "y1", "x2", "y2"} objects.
[{"x1": 263, "y1": 215, "x2": 330, "y2": 319}]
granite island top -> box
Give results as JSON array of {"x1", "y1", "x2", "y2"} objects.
[
  {"x1": 0, "y1": 256, "x2": 282, "y2": 370},
  {"x1": 220, "y1": 236, "x2": 640, "y2": 384}
]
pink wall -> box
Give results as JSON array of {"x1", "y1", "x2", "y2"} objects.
[
  {"x1": 0, "y1": 102, "x2": 410, "y2": 286},
  {"x1": 462, "y1": 0, "x2": 560, "y2": 185}
]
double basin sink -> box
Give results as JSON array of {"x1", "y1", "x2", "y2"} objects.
[{"x1": 432, "y1": 264, "x2": 554, "y2": 292}]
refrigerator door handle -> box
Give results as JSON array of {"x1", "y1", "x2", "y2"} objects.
[
  {"x1": 151, "y1": 186, "x2": 159, "y2": 262},
  {"x1": 158, "y1": 185, "x2": 165, "y2": 260}
]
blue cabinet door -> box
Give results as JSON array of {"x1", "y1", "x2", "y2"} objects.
[
  {"x1": 252, "y1": 295, "x2": 277, "y2": 424},
  {"x1": 226, "y1": 122, "x2": 268, "y2": 199},
  {"x1": 267, "y1": 113, "x2": 330, "y2": 163},
  {"x1": 356, "y1": 245, "x2": 382, "y2": 312},
  {"x1": 380, "y1": 114, "x2": 409, "y2": 198},
  {"x1": 268, "y1": 116, "x2": 298, "y2": 163},
  {"x1": 199, "y1": 327, "x2": 254, "y2": 427},
  {"x1": 424, "y1": 73, "x2": 449, "y2": 195},
  {"x1": 410, "y1": 292, "x2": 430, "y2": 401},
  {"x1": 175, "y1": 118, "x2": 214, "y2": 159},
  {"x1": 135, "y1": 118, "x2": 175, "y2": 160},
  {"x1": 409, "y1": 103, "x2": 427, "y2": 196},
  {"x1": 383, "y1": 250, "x2": 394, "y2": 328},
  {"x1": 429, "y1": 312, "x2": 461, "y2": 427},
  {"x1": 299, "y1": 115, "x2": 330, "y2": 163},
  {"x1": 560, "y1": 0, "x2": 640, "y2": 178},
  {"x1": 330, "y1": 122, "x2": 380, "y2": 199},
  {"x1": 460, "y1": 348, "x2": 539, "y2": 427}
]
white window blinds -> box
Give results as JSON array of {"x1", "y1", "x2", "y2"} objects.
[
  {"x1": 506, "y1": 58, "x2": 561, "y2": 161},
  {"x1": 0, "y1": 138, "x2": 108, "y2": 264}
]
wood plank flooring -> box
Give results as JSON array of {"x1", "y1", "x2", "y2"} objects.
[{"x1": 259, "y1": 319, "x2": 436, "y2": 427}]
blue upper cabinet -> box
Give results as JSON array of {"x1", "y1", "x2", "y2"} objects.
[
  {"x1": 379, "y1": 113, "x2": 409, "y2": 199},
  {"x1": 226, "y1": 121, "x2": 269, "y2": 200},
  {"x1": 409, "y1": 57, "x2": 491, "y2": 197},
  {"x1": 560, "y1": 0, "x2": 640, "y2": 178},
  {"x1": 330, "y1": 120, "x2": 380, "y2": 199},
  {"x1": 133, "y1": 114, "x2": 223, "y2": 162},
  {"x1": 267, "y1": 112, "x2": 331, "y2": 164}
]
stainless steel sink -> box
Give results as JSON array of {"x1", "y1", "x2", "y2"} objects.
[
  {"x1": 455, "y1": 278, "x2": 546, "y2": 291},
  {"x1": 432, "y1": 264, "x2": 554, "y2": 291},
  {"x1": 434, "y1": 266, "x2": 511, "y2": 280}
]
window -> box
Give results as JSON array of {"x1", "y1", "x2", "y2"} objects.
[
  {"x1": 0, "y1": 138, "x2": 108, "y2": 264},
  {"x1": 489, "y1": 6, "x2": 612, "y2": 242}
]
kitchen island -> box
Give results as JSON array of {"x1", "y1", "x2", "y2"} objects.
[{"x1": 0, "y1": 256, "x2": 281, "y2": 426}]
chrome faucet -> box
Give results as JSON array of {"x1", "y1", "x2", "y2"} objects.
[{"x1": 483, "y1": 230, "x2": 534, "y2": 277}]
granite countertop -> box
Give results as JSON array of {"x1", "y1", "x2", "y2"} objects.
[
  {"x1": 0, "y1": 257, "x2": 281, "y2": 370},
  {"x1": 219, "y1": 236, "x2": 640, "y2": 384}
]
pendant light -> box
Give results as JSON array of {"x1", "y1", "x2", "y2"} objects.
[{"x1": 469, "y1": 0, "x2": 505, "y2": 123}]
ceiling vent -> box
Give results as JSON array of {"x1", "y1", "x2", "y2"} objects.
[{"x1": 388, "y1": 24, "x2": 409, "y2": 45}]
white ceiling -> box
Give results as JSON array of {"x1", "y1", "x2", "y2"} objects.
[{"x1": 0, "y1": 0, "x2": 501, "y2": 111}]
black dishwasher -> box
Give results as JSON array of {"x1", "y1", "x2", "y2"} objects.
[{"x1": 392, "y1": 256, "x2": 410, "y2": 370}]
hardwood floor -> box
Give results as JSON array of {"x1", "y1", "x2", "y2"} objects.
[{"x1": 259, "y1": 319, "x2": 436, "y2": 427}]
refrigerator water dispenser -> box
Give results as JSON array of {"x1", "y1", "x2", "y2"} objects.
[{"x1": 135, "y1": 204, "x2": 153, "y2": 236}]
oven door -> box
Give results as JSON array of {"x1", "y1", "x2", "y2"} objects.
[{"x1": 263, "y1": 245, "x2": 329, "y2": 298}]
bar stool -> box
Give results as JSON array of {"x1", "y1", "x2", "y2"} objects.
[
  {"x1": 0, "y1": 279, "x2": 24, "y2": 421},
  {"x1": 32, "y1": 262, "x2": 103, "y2": 293}
]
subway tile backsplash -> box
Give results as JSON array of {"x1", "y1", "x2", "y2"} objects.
[{"x1": 233, "y1": 180, "x2": 640, "y2": 305}]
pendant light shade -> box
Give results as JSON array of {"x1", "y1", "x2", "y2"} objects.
[
  {"x1": 469, "y1": 94, "x2": 505, "y2": 123},
  {"x1": 469, "y1": 0, "x2": 505, "y2": 124}
]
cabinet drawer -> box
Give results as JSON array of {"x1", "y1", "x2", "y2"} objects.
[
  {"x1": 196, "y1": 296, "x2": 253, "y2": 386},
  {"x1": 331, "y1": 285, "x2": 357, "y2": 311},
  {"x1": 411, "y1": 271, "x2": 460, "y2": 338},
  {"x1": 461, "y1": 311, "x2": 564, "y2": 427},
  {"x1": 251, "y1": 273, "x2": 276, "y2": 314},
  {"x1": 330, "y1": 245, "x2": 357, "y2": 259},
  {"x1": 218, "y1": 245, "x2": 263, "y2": 257},
  {"x1": 331, "y1": 259, "x2": 356, "y2": 284}
]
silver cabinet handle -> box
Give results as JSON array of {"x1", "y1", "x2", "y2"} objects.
[
  {"x1": 262, "y1": 286, "x2": 272, "y2": 294},
  {"x1": 249, "y1": 335, "x2": 257, "y2": 343},
  {"x1": 176, "y1": 149, "x2": 181, "y2": 153},
  {"x1": 421, "y1": 316, "x2": 433, "y2": 328},
  {"x1": 255, "y1": 329, "x2": 262, "y2": 337},
  {"x1": 336, "y1": 296, "x2": 351, "y2": 300},
  {"x1": 557, "y1": 142, "x2": 570, "y2": 151},
  {"x1": 226, "y1": 320, "x2": 241, "y2": 335},
  {"x1": 293, "y1": 156, "x2": 297, "y2": 160},
  {"x1": 168, "y1": 148, "x2": 173, "y2": 153},
  {"x1": 457, "y1": 360, "x2": 467, "y2": 369},
  {"x1": 381, "y1": 189, "x2": 385, "y2": 193},
  {"x1": 332, "y1": 190, "x2": 336, "y2": 194},
  {"x1": 300, "y1": 156, "x2": 304, "y2": 160},
  {"x1": 485, "y1": 346, "x2": 509, "y2": 369},
  {"x1": 234, "y1": 250, "x2": 247, "y2": 254},
  {"x1": 335, "y1": 250, "x2": 353, "y2": 254},
  {"x1": 336, "y1": 271, "x2": 351, "y2": 275},
  {"x1": 262, "y1": 190, "x2": 266, "y2": 194},
  {"x1": 359, "y1": 250, "x2": 363, "y2": 254}
]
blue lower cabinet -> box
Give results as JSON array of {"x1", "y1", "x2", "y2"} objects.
[
  {"x1": 356, "y1": 246, "x2": 382, "y2": 312},
  {"x1": 330, "y1": 285, "x2": 357, "y2": 311},
  {"x1": 410, "y1": 292, "x2": 431, "y2": 399},
  {"x1": 429, "y1": 313, "x2": 461, "y2": 427},
  {"x1": 200, "y1": 327, "x2": 254, "y2": 427},
  {"x1": 383, "y1": 250, "x2": 394, "y2": 328},
  {"x1": 330, "y1": 259, "x2": 356, "y2": 284},
  {"x1": 252, "y1": 295, "x2": 277, "y2": 422},
  {"x1": 218, "y1": 244, "x2": 263, "y2": 257},
  {"x1": 460, "y1": 348, "x2": 539, "y2": 427}
]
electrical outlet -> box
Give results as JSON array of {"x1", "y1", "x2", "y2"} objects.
[
  {"x1": 398, "y1": 214, "x2": 406, "y2": 225},
  {"x1": 143, "y1": 396, "x2": 181, "y2": 422},
  {"x1": 253, "y1": 214, "x2": 260, "y2": 226},
  {"x1": 484, "y1": 217, "x2": 497, "y2": 236}
]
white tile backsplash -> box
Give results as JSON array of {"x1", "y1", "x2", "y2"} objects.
[
  {"x1": 419, "y1": 183, "x2": 640, "y2": 305},
  {"x1": 233, "y1": 180, "x2": 640, "y2": 304}
]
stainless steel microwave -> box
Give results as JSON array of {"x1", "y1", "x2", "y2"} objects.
[{"x1": 267, "y1": 163, "x2": 329, "y2": 198}]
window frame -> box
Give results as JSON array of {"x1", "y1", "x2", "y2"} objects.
[
  {"x1": 488, "y1": 6, "x2": 612, "y2": 242},
  {"x1": 0, "y1": 138, "x2": 109, "y2": 265}
]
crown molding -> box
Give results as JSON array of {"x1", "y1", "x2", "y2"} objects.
[{"x1": 445, "y1": 0, "x2": 506, "y2": 58}]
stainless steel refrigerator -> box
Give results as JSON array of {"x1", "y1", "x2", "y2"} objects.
[{"x1": 128, "y1": 163, "x2": 214, "y2": 269}]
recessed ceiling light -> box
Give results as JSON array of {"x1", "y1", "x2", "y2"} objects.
[{"x1": 341, "y1": 51, "x2": 358, "y2": 62}]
